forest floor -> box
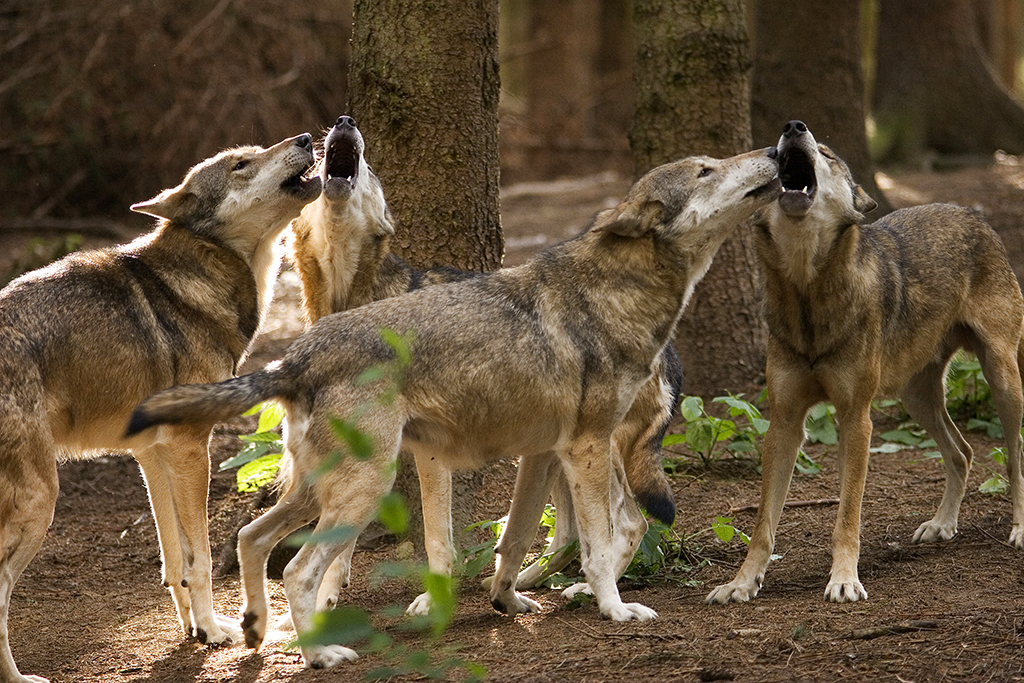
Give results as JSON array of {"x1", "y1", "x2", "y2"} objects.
[{"x1": 4, "y1": 160, "x2": 1024, "y2": 682}]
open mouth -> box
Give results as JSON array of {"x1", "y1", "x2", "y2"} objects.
[
  {"x1": 778, "y1": 145, "x2": 817, "y2": 215},
  {"x1": 324, "y1": 133, "x2": 359, "y2": 189},
  {"x1": 281, "y1": 158, "x2": 321, "y2": 198}
]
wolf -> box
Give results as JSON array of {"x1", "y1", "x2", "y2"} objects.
[
  {"x1": 127, "y1": 147, "x2": 780, "y2": 669},
  {"x1": 707, "y1": 120, "x2": 1024, "y2": 606},
  {"x1": 0, "y1": 133, "x2": 320, "y2": 683},
  {"x1": 289, "y1": 116, "x2": 680, "y2": 602}
]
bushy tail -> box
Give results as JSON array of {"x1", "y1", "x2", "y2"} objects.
[{"x1": 125, "y1": 369, "x2": 285, "y2": 436}]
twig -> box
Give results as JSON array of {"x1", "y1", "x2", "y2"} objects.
[
  {"x1": 729, "y1": 498, "x2": 840, "y2": 514},
  {"x1": 845, "y1": 620, "x2": 938, "y2": 640}
]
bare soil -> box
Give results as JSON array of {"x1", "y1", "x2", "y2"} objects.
[{"x1": 6, "y1": 164, "x2": 1024, "y2": 682}]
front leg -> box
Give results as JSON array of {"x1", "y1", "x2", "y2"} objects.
[
  {"x1": 560, "y1": 435, "x2": 655, "y2": 622},
  {"x1": 823, "y1": 397, "x2": 874, "y2": 603},
  {"x1": 406, "y1": 449, "x2": 455, "y2": 616},
  {"x1": 487, "y1": 453, "x2": 559, "y2": 615},
  {"x1": 707, "y1": 362, "x2": 822, "y2": 605}
]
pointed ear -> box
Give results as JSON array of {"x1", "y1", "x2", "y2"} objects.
[
  {"x1": 595, "y1": 200, "x2": 664, "y2": 238},
  {"x1": 378, "y1": 205, "x2": 397, "y2": 236},
  {"x1": 853, "y1": 185, "x2": 877, "y2": 214},
  {"x1": 130, "y1": 185, "x2": 197, "y2": 222}
]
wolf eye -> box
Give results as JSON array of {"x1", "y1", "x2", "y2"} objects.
[
  {"x1": 698, "y1": 167, "x2": 713, "y2": 178},
  {"x1": 233, "y1": 160, "x2": 250, "y2": 172}
]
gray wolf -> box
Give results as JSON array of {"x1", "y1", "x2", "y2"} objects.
[
  {"x1": 0, "y1": 133, "x2": 320, "y2": 683},
  {"x1": 289, "y1": 116, "x2": 680, "y2": 603},
  {"x1": 707, "y1": 120, "x2": 1024, "y2": 606},
  {"x1": 127, "y1": 147, "x2": 780, "y2": 669}
]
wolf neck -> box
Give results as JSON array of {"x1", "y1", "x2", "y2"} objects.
[
  {"x1": 768, "y1": 214, "x2": 848, "y2": 290},
  {"x1": 308, "y1": 197, "x2": 389, "y2": 313}
]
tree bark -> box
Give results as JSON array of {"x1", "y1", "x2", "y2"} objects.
[
  {"x1": 751, "y1": 0, "x2": 891, "y2": 215},
  {"x1": 348, "y1": 0, "x2": 503, "y2": 272},
  {"x1": 632, "y1": 0, "x2": 766, "y2": 397},
  {"x1": 348, "y1": 0, "x2": 502, "y2": 552},
  {"x1": 874, "y1": 0, "x2": 1024, "y2": 163}
]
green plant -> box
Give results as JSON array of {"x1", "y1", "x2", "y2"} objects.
[
  {"x1": 664, "y1": 394, "x2": 768, "y2": 468},
  {"x1": 979, "y1": 446, "x2": 1011, "y2": 495},
  {"x1": 944, "y1": 353, "x2": 995, "y2": 421}
]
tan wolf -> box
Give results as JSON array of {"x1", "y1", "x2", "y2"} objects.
[
  {"x1": 127, "y1": 147, "x2": 780, "y2": 670},
  {"x1": 289, "y1": 116, "x2": 680, "y2": 602},
  {"x1": 0, "y1": 134, "x2": 320, "y2": 683},
  {"x1": 707, "y1": 120, "x2": 1024, "y2": 606}
]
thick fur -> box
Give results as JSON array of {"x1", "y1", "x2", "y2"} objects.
[
  {"x1": 128, "y1": 148, "x2": 780, "y2": 670},
  {"x1": 289, "y1": 117, "x2": 681, "y2": 603},
  {"x1": 0, "y1": 134, "x2": 320, "y2": 683},
  {"x1": 707, "y1": 121, "x2": 1024, "y2": 607}
]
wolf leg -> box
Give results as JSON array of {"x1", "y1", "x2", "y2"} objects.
[{"x1": 0, "y1": 424, "x2": 59, "y2": 683}]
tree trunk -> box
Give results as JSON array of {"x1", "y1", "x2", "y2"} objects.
[
  {"x1": 874, "y1": 0, "x2": 1024, "y2": 163},
  {"x1": 348, "y1": 0, "x2": 503, "y2": 272},
  {"x1": 632, "y1": 0, "x2": 766, "y2": 397},
  {"x1": 348, "y1": 0, "x2": 502, "y2": 553},
  {"x1": 751, "y1": 0, "x2": 891, "y2": 215}
]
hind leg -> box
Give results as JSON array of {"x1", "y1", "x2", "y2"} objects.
[
  {"x1": 237, "y1": 475, "x2": 320, "y2": 650},
  {"x1": 316, "y1": 543, "x2": 357, "y2": 610},
  {"x1": 976, "y1": 340, "x2": 1024, "y2": 547},
  {"x1": 137, "y1": 426, "x2": 240, "y2": 645},
  {"x1": 901, "y1": 360, "x2": 974, "y2": 543},
  {"x1": 506, "y1": 464, "x2": 579, "y2": 590},
  {"x1": 0, "y1": 430, "x2": 59, "y2": 683}
]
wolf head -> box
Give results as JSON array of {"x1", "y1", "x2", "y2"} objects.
[
  {"x1": 595, "y1": 147, "x2": 782, "y2": 252},
  {"x1": 131, "y1": 133, "x2": 322, "y2": 254},
  {"x1": 305, "y1": 116, "x2": 393, "y2": 238},
  {"x1": 771, "y1": 120, "x2": 876, "y2": 223}
]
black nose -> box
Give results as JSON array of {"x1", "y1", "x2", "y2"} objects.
[
  {"x1": 336, "y1": 115, "x2": 356, "y2": 129},
  {"x1": 782, "y1": 120, "x2": 808, "y2": 138},
  {"x1": 767, "y1": 146, "x2": 778, "y2": 159},
  {"x1": 296, "y1": 133, "x2": 312, "y2": 149}
]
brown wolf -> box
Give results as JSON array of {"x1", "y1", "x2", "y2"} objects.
[
  {"x1": 127, "y1": 147, "x2": 780, "y2": 670},
  {"x1": 0, "y1": 134, "x2": 320, "y2": 683},
  {"x1": 289, "y1": 116, "x2": 680, "y2": 601},
  {"x1": 707, "y1": 120, "x2": 1024, "y2": 606}
]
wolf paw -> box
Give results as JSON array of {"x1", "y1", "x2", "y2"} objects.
[
  {"x1": 195, "y1": 614, "x2": 242, "y2": 646},
  {"x1": 560, "y1": 583, "x2": 593, "y2": 600},
  {"x1": 705, "y1": 576, "x2": 762, "y2": 604},
  {"x1": 491, "y1": 591, "x2": 541, "y2": 616},
  {"x1": 1009, "y1": 524, "x2": 1024, "y2": 549},
  {"x1": 912, "y1": 519, "x2": 957, "y2": 544},
  {"x1": 406, "y1": 592, "x2": 432, "y2": 617},
  {"x1": 305, "y1": 644, "x2": 358, "y2": 669},
  {"x1": 824, "y1": 578, "x2": 867, "y2": 603},
  {"x1": 602, "y1": 601, "x2": 657, "y2": 622},
  {"x1": 240, "y1": 610, "x2": 266, "y2": 650}
]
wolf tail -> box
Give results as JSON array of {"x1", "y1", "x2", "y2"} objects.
[{"x1": 125, "y1": 368, "x2": 286, "y2": 437}]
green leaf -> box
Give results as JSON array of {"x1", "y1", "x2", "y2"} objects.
[
  {"x1": 712, "y1": 516, "x2": 737, "y2": 543},
  {"x1": 990, "y1": 446, "x2": 1008, "y2": 467},
  {"x1": 795, "y1": 450, "x2": 822, "y2": 475},
  {"x1": 238, "y1": 431, "x2": 283, "y2": 443},
  {"x1": 219, "y1": 440, "x2": 274, "y2": 471},
  {"x1": 680, "y1": 396, "x2": 704, "y2": 422},
  {"x1": 329, "y1": 416, "x2": 375, "y2": 460},
  {"x1": 879, "y1": 430, "x2": 922, "y2": 446},
  {"x1": 869, "y1": 442, "x2": 906, "y2": 454},
  {"x1": 236, "y1": 452, "x2": 282, "y2": 492},
  {"x1": 752, "y1": 417, "x2": 771, "y2": 435},
  {"x1": 462, "y1": 545, "x2": 495, "y2": 579},
  {"x1": 980, "y1": 475, "x2": 1009, "y2": 495},
  {"x1": 686, "y1": 421, "x2": 715, "y2": 455},
  {"x1": 712, "y1": 418, "x2": 737, "y2": 442},
  {"x1": 917, "y1": 438, "x2": 937, "y2": 449},
  {"x1": 662, "y1": 433, "x2": 687, "y2": 447},
  {"x1": 355, "y1": 365, "x2": 387, "y2": 386},
  {"x1": 256, "y1": 400, "x2": 286, "y2": 433},
  {"x1": 288, "y1": 524, "x2": 360, "y2": 547},
  {"x1": 294, "y1": 605, "x2": 374, "y2": 647},
  {"x1": 378, "y1": 492, "x2": 408, "y2": 535},
  {"x1": 805, "y1": 414, "x2": 838, "y2": 445},
  {"x1": 422, "y1": 572, "x2": 456, "y2": 636}
]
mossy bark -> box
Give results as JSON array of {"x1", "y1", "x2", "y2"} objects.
[{"x1": 632, "y1": 0, "x2": 766, "y2": 396}]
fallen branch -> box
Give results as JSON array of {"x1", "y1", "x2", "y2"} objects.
[
  {"x1": 729, "y1": 498, "x2": 840, "y2": 514},
  {"x1": 845, "y1": 620, "x2": 938, "y2": 640}
]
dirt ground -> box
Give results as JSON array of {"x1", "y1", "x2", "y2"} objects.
[{"x1": 6, "y1": 162, "x2": 1024, "y2": 682}]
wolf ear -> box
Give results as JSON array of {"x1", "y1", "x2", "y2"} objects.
[
  {"x1": 853, "y1": 185, "x2": 877, "y2": 214},
  {"x1": 131, "y1": 185, "x2": 198, "y2": 222},
  {"x1": 378, "y1": 205, "x2": 397, "y2": 236},
  {"x1": 596, "y1": 200, "x2": 664, "y2": 238}
]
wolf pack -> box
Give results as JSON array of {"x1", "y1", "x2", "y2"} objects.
[{"x1": 1, "y1": 115, "x2": 1021, "y2": 680}]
